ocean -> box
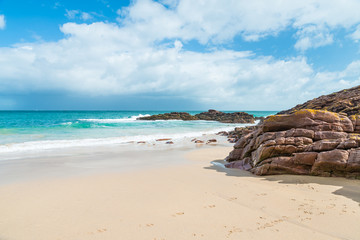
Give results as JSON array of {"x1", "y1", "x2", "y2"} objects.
[{"x1": 0, "y1": 111, "x2": 277, "y2": 153}]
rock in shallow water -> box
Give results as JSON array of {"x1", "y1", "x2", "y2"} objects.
[{"x1": 138, "y1": 109, "x2": 255, "y2": 123}]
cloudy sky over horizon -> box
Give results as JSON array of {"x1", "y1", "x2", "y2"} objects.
[{"x1": 1, "y1": 0, "x2": 360, "y2": 110}]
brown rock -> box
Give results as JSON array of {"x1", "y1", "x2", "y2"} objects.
[
  {"x1": 278, "y1": 85, "x2": 360, "y2": 116},
  {"x1": 252, "y1": 157, "x2": 310, "y2": 175},
  {"x1": 195, "y1": 110, "x2": 255, "y2": 123},
  {"x1": 337, "y1": 139, "x2": 358, "y2": 149},
  {"x1": 216, "y1": 131, "x2": 228, "y2": 136},
  {"x1": 251, "y1": 144, "x2": 300, "y2": 166},
  {"x1": 225, "y1": 157, "x2": 252, "y2": 171},
  {"x1": 314, "y1": 131, "x2": 348, "y2": 141},
  {"x1": 311, "y1": 149, "x2": 349, "y2": 175},
  {"x1": 293, "y1": 152, "x2": 318, "y2": 165},
  {"x1": 166, "y1": 141, "x2": 174, "y2": 144},
  {"x1": 138, "y1": 112, "x2": 198, "y2": 121},
  {"x1": 262, "y1": 109, "x2": 353, "y2": 133},
  {"x1": 226, "y1": 148, "x2": 244, "y2": 161},
  {"x1": 350, "y1": 115, "x2": 360, "y2": 133},
  {"x1": 234, "y1": 132, "x2": 255, "y2": 149},
  {"x1": 285, "y1": 128, "x2": 315, "y2": 139},
  {"x1": 156, "y1": 138, "x2": 172, "y2": 141},
  {"x1": 346, "y1": 148, "x2": 360, "y2": 172},
  {"x1": 311, "y1": 139, "x2": 341, "y2": 151},
  {"x1": 194, "y1": 140, "x2": 204, "y2": 144},
  {"x1": 224, "y1": 88, "x2": 360, "y2": 179}
]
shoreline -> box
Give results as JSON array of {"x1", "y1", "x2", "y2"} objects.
[
  {"x1": 0, "y1": 145, "x2": 359, "y2": 239},
  {"x1": 0, "y1": 134, "x2": 231, "y2": 185},
  {"x1": 0, "y1": 123, "x2": 253, "y2": 155}
]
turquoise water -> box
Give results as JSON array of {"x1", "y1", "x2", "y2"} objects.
[{"x1": 0, "y1": 111, "x2": 277, "y2": 152}]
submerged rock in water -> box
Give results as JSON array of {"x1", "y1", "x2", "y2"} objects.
[
  {"x1": 206, "y1": 139, "x2": 217, "y2": 144},
  {"x1": 225, "y1": 109, "x2": 360, "y2": 179}
]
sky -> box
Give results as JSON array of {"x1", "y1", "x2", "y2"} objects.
[{"x1": 1, "y1": 0, "x2": 360, "y2": 111}]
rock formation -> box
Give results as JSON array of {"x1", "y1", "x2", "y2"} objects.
[
  {"x1": 225, "y1": 109, "x2": 360, "y2": 178},
  {"x1": 195, "y1": 109, "x2": 255, "y2": 123},
  {"x1": 138, "y1": 109, "x2": 256, "y2": 123},
  {"x1": 139, "y1": 112, "x2": 198, "y2": 121},
  {"x1": 278, "y1": 85, "x2": 360, "y2": 116}
]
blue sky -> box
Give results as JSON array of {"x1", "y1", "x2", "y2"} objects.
[{"x1": 1, "y1": 0, "x2": 360, "y2": 110}]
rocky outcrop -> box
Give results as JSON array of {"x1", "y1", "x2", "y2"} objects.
[
  {"x1": 195, "y1": 109, "x2": 255, "y2": 123},
  {"x1": 138, "y1": 109, "x2": 256, "y2": 123},
  {"x1": 225, "y1": 109, "x2": 360, "y2": 179},
  {"x1": 138, "y1": 112, "x2": 198, "y2": 121},
  {"x1": 278, "y1": 85, "x2": 360, "y2": 116}
]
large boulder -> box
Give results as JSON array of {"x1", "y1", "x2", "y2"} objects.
[{"x1": 225, "y1": 109, "x2": 360, "y2": 179}]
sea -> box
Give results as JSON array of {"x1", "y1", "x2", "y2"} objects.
[{"x1": 0, "y1": 111, "x2": 277, "y2": 153}]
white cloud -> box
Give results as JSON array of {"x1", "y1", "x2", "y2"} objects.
[
  {"x1": 81, "y1": 12, "x2": 93, "y2": 21},
  {"x1": 65, "y1": 10, "x2": 93, "y2": 21},
  {"x1": 0, "y1": 15, "x2": 5, "y2": 30},
  {"x1": 65, "y1": 10, "x2": 79, "y2": 19},
  {"x1": 350, "y1": 25, "x2": 360, "y2": 42},
  {"x1": 116, "y1": 0, "x2": 360, "y2": 50},
  {"x1": 0, "y1": 21, "x2": 358, "y2": 110},
  {"x1": 2, "y1": 0, "x2": 360, "y2": 109},
  {"x1": 294, "y1": 25, "x2": 333, "y2": 51}
]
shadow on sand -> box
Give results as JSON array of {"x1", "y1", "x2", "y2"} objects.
[{"x1": 205, "y1": 160, "x2": 360, "y2": 204}]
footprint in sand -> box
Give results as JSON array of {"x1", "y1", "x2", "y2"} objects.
[
  {"x1": 326, "y1": 203, "x2": 336, "y2": 209},
  {"x1": 226, "y1": 226, "x2": 242, "y2": 237},
  {"x1": 257, "y1": 217, "x2": 287, "y2": 230},
  {"x1": 172, "y1": 212, "x2": 185, "y2": 217},
  {"x1": 97, "y1": 228, "x2": 107, "y2": 233},
  {"x1": 146, "y1": 224, "x2": 154, "y2": 227},
  {"x1": 256, "y1": 193, "x2": 267, "y2": 196},
  {"x1": 300, "y1": 217, "x2": 312, "y2": 222},
  {"x1": 192, "y1": 233, "x2": 204, "y2": 237},
  {"x1": 204, "y1": 205, "x2": 216, "y2": 208},
  {"x1": 228, "y1": 197, "x2": 237, "y2": 201}
]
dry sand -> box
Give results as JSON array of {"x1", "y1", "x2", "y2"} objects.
[{"x1": 0, "y1": 146, "x2": 359, "y2": 240}]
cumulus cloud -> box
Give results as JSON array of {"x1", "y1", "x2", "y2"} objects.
[
  {"x1": 0, "y1": 15, "x2": 5, "y2": 30},
  {"x1": 0, "y1": 21, "x2": 358, "y2": 110},
  {"x1": 116, "y1": 0, "x2": 360, "y2": 50},
  {"x1": 2, "y1": 0, "x2": 360, "y2": 109},
  {"x1": 294, "y1": 25, "x2": 334, "y2": 51}
]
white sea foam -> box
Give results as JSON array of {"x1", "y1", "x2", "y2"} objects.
[
  {"x1": 78, "y1": 114, "x2": 151, "y2": 123},
  {"x1": 0, "y1": 122, "x2": 258, "y2": 154}
]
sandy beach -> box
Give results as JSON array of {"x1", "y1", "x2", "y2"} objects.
[{"x1": 0, "y1": 144, "x2": 359, "y2": 240}]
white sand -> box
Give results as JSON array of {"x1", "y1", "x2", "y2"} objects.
[{"x1": 0, "y1": 146, "x2": 359, "y2": 240}]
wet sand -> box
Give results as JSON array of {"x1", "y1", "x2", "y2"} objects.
[{"x1": 0, "y1": 145, "x2": 359, "y2": 240}]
